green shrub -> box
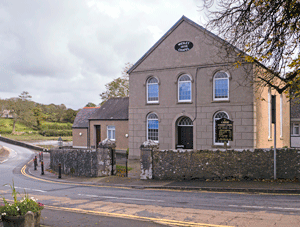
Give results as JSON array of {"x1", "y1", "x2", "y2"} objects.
[{"x1": 39, "y1": 130, "x2": 72, "y2": 137}]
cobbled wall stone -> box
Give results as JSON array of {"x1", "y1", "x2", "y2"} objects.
[
  {"x1": 150, "y1": 149, "x2": 300, "y2": 180},
  {"x1": 50, "y1": 147, "x2": 115, "y2": 177}
]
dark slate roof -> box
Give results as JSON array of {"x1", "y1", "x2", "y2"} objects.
[
  {"x1": 291, "y1": 98, "x2": 300, "y2": 118},
  {"x1": 89, "y1": 97, "x2": 129, "y2": 120},
  {"x1": 72, "y1": 107, "x2": 100, "y2": 128}
]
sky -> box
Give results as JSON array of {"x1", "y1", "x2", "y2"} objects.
[{"x1": 0, "y1": 0, "x2": 206, "y2": 110}]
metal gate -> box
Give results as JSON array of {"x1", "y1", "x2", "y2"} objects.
[{"x1": 115, "y1": 149, "x2": 128, "y2": 177}]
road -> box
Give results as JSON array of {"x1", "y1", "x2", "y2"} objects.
[{"x1": 1, "y1": 141, "x2": 300, "y2": 226}]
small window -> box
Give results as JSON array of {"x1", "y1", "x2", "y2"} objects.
[
  {"x1": 213, "y1": 111, "x2": 229, "y2": 145},
  {"x1": 213, "y1": 71, "x2": 229, "y2": 100},
  {"x1": 178, "y1": 74, "x2": 192, "y2": 102},
  {"x1": 107, "y1": 126, "x2": 115, "y2": 140},
  {"x1": 293, "y1": 123, "x2": 300, "y2": 135},
  {"x1": 147, "y1": 77, "x2": 159, "y2": 103},
  {"x1": 147, "y1": 113, "x2": 159, "y2": 141}
]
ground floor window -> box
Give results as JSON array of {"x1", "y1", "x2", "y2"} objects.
[
  {"x1": 147, "y1": 113, "x2": 159, "y2": 141},
  {"x1": 176, "y1": 116, "x2": 193, "y2": 149},
  {"x1": 107, "y1": 125, "x2": 115, "y2": 140},
  {"x1": 292, "y1": 123, "x2": 300, "y2": 136}
]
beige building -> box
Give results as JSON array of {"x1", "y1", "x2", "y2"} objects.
[
  {"x1": 127, "y1": 16, "x2": 290, "y2": 159},
  {"x1": 72, "y1": 107, "x2": 99, "y2": 148},
  {"x1": 72, "y1": 97, "x2": 129, "y2": 150}
]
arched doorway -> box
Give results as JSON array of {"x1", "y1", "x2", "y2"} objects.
[{"x1": 176, "y1": 116, "x2": 193, "y2": 149}]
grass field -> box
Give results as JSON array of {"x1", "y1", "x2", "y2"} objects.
[{"x1": 0, "y1": 118, "x2": 72, "y2": 142}]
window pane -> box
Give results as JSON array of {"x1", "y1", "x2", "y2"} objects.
[
  {"x1": 215, "y1": 79, "x2": 228, "y2": 98},
  {"x1": 179, "y1": 82, "x2": 191, "y2": 101},
  {"x1": 148, "y1": 119, "x2": 158, "y2": 141},
  {"x1": 107, "y1": 126, "x2": 115, "y2": 140},
  {"x1": 148, "y1": 84, "x2": 158, "y2": 101},
  {"x1": 294, "y1": 124, "x2": 299, "y2": 135}
]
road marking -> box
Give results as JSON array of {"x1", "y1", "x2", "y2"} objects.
[
  {"x1": 78, "y1": 193, "x2": 165, "y2": 202},
  {"x1": 45, "y1": 204, "x2": 232, "y2": 227},
  {"x1": 4, "y1": 185, "x2": 47, "y2": 193},
  {"x1": 21, "y1": 163, "x2": 136, "y2": 190},
  {"x1": 229, "y1": 204, "x2": 300, "y2": 211}
]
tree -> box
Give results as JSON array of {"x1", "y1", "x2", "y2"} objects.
[
  {"x1": 63, "y1": 108, "x2": 78, "y2": 123},
  {"x1": 201, "y1": 0, "x2": 300, "y2": 96},
  {"x1": 7, "y1": 91, "x2": 35, "y2": 133},
  {"x1": 85, "y1": 102, "x2": 97, "y2": 107},
  {"x1": 99, "y1": 63, "x2": 132, "y2": 105}
]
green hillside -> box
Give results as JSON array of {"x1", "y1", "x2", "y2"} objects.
[{"x1": 0, "y1": 118, "x2": 72, "y2": 141}]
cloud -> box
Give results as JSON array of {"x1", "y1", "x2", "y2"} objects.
[{"x1": 0, "y1": 0, "x2": 203, "y2": 109}]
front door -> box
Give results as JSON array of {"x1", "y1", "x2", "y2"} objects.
[
  {"x1": 95, "y1": 125, "x2": 101, "y2": 148},
  {"x1": 178, "y1": 126, "x2": 193, "y2": 149}
]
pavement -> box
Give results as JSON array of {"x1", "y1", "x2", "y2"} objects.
[{"x1": 24, "y1": 151, "x2": 300, "y2": 194}]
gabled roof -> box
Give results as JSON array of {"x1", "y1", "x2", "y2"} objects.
[
  {"x1": 89, "y1": 97, "x2": 129, "y2": 120},
  {"x1": 72, "y1": 107, "x2": 99, "y2": 128},
  {"x1": 127, "y1": 15, "x2": 245, "y2": 74},
  {"x1": 127, "y1": 15, "x2": 270, "y2": 75}
]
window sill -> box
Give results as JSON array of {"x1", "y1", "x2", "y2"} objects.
[
  {"x1": 146, "y1": 102, "x2": 160, "y2": 105},
  {"x1": 177, "y1": 101, "x2": 193, "y2": 104},
  {"x1": 268, "y1": 138, "x2": 273, "y2": 141},
  {"x1": 211, "y1": 145, "x2": 231, "y2": 148},
  {"x1": 212, "y1": 100, "x2": 230, "y2": 103}
]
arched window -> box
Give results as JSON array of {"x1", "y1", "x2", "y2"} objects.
[
  {"x1": 147, "y1": 113, "x2": 159, "y2": 141},
  {"x1": 177, "y1": 116, "x2": 193, "y2": 149},
  {"x1": 147, "y1": 77, "x2": 159, "y2": 103},
  {"x1": 213, "y1": 111, "x2": 229, "y2": 145},
  {"x1": 178, "y1": 74, "x2": 192, "y2": 102},
  {"x1": 213, "y1": 71, "x2": 229, "y2": 100}
]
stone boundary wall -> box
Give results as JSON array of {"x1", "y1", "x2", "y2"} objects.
[
  {"x1": 50, "y1": 147, "x2": 116, "y2": 177},
  {"x1": 151, "y1": 149, "x2": 300, "y2": 180},
  {"x1": 0, "y1": 136, "x2": 47, "y2": 152}
]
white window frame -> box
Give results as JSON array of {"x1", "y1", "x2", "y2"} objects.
[
  {"x1": 146, "y1": 77, "x2": 159, "y2": 103},
  {"x1": 147, "y1": 113, "x2": 159, "y2": 142},
  {"x1": 213, "y1": 111, "x2": 229, "y2": 145},
  {"x1": 178, "y1": 74, "x2": 192, "y2": 102},
  {"x1": 213, "y1": 71, "x2": 229, "y2": 101},
  {"x1": 107, "y1": 125, "x2": 115, "y2": 141}
]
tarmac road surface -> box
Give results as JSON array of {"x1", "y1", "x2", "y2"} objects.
[{"x1": 1, "y1": 141, "x2": 300, "y2": 227}]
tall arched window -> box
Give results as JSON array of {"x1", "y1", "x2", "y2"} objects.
[
  {"x1": 213, "y1": 111, "x2": 229, "y2": 145},
  {"x1": 178, "y1": 74, "x2": 192, "y2": 102},
  {"x1": 147, "y1": 77, "x2": 159, "y2": 103},
  {"x1": 147, "y1": 113, "x2": 159, "y2": 141},
  {"x1": 213, "y1": 71, "x2": 229, "y2": 100}
]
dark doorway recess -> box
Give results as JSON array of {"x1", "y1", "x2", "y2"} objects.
[
  {"x1": 95, "y1": 125, "x2": 101, "y2": 148},
  {"x1": 177, "y1": 116, "x2": 193, "y2": 149}
]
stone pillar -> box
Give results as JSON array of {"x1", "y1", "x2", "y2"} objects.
[
  {"x1": 97, "y1": 139, "x2": 116, "y2": 176},
  {"x1": 140, "y1": 140, "x2": 159, "y2": 180}
]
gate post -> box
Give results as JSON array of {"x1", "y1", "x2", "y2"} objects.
[
  {"x1": 140, "y1": 140, "x2": 159, "y2": 180},
  {"x1": 97, "y1": 139, "x2": 116, "y2": 176}
]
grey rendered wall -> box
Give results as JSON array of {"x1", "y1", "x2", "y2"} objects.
[{"x1": 129, "y1": 20, "x2": 255, "y2": 159}]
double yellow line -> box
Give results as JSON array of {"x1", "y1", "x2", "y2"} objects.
[{"x1": 21, "y1": 162, "x2": 233, "y2": 227}]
